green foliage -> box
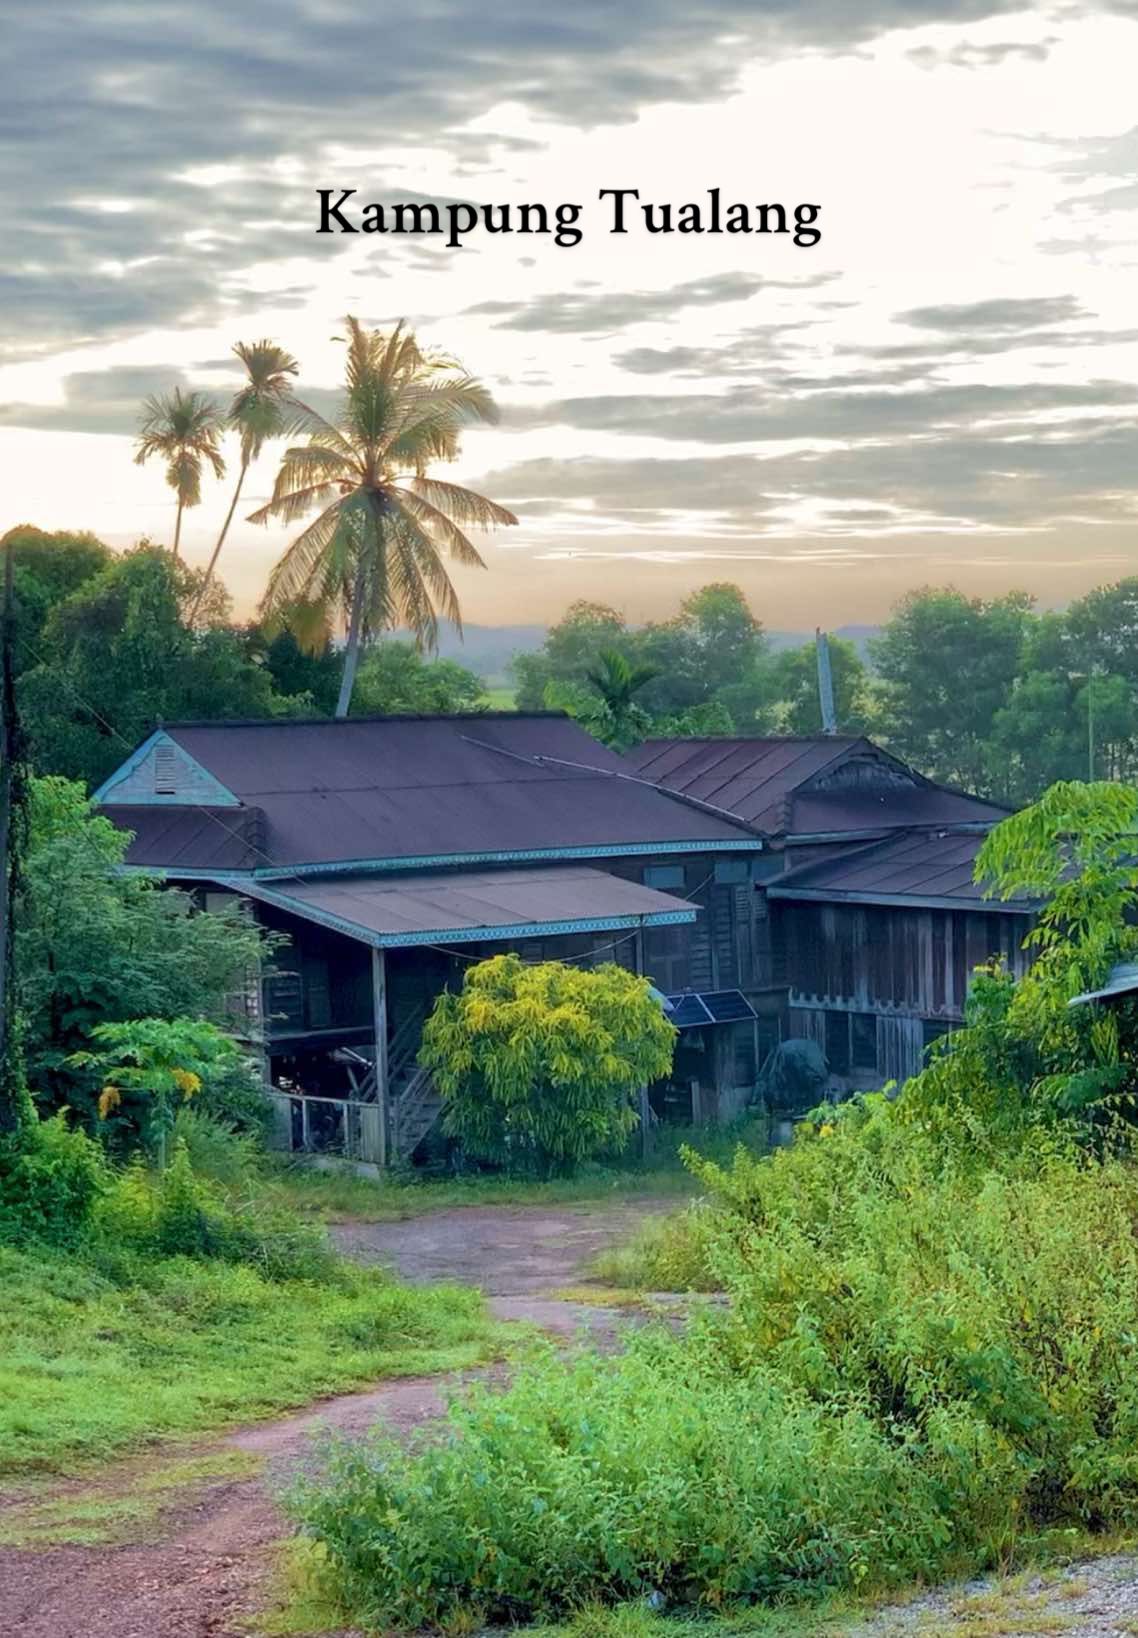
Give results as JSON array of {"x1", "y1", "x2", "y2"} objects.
[
  {"x1": 3, "y1": 524, "x2": 111, "y2": 679},
  {"x1": 16, "y1": 776, "x2": 270, "y2": 1128},
  {"x1": 869, "y1": 587, "x2": 1033, "y2": 792},
  {"x1": 18, "y1": 546, "x2": 306, "y2": 787},
  {"x1": 0, "y1": 1115, "x2": 108, "y2": 1248},
  {"x1": 420, "y1": 955, "x2": 675, "y2": 1174},
  {"x1": 512, "y1": 585, "x2": 773, "y2": 737},
  {"x1": 68, "y1": 1017, "x2": 246, "y2": 1164},
  {"x1": 350, "y1": 639, "x2": 488, "y2": 715}
]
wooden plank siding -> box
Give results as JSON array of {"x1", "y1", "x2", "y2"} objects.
[{"x1": 778, "y1": 900, "x2": 1031, "y2": 1089}]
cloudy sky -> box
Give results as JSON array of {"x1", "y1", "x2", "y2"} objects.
[{"x1": 2, "y1": 1, "x2": 1137, "y2": 630}]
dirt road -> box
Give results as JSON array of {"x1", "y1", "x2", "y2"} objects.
[{"x1": 0, "y1": 1199, "x2": 660, "y2": 1638}]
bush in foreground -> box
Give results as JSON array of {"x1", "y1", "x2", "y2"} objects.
[{"x1": 294, "y1": 1144, "x2": 1138, "y2": 1629}]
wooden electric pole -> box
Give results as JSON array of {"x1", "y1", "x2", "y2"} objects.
[{"x1": 0, "y1": 530, "x2": 20, "y2": 1132}]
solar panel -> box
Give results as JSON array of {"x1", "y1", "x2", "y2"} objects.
[
  {"x1": 701, "y1": 990, "x2": 758, "y2": 1023},
  {"x1": 665, "y1": 994, "x2": 714, "y2": 1029},
  {"x1": 664, "y1": 990, "x2": 757, "y2": 1029}
]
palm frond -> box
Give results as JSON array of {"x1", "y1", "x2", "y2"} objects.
[
  {"x1": 260, "y1": 499, "x2": 350, "y2": 615},
  {"x1": 406, "y1": 475, "x2": 518, "y2": 529},
  {"x1": 391, "y1": 490, "x2": 487, "y2": 570}
]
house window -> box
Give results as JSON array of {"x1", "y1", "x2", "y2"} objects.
[
  {"x1": 850, "y1": 1012, "x2": 878, "y2": 1074},
  {"x1": 643, "y1": 864, "x2": 685, "y2": 890},
  {"x1": 713, "y1": 857, "x2": 750, "y2": 886}
]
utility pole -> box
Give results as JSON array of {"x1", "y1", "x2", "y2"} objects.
[{"x1": 0, "y1": 530, "x2": 20, "y2": 1132}]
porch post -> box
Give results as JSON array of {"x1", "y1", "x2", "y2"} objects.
[
  {"x1": 371, "y1": 946, "x2": 389, "y2": 1170},
  {"x1": 633, "y1": 925, "x2": 651, "y2": 1160}
]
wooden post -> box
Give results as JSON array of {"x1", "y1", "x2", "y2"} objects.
[
  {"x1": 371, "y1": 946, "x2": 389, "y2": 1170},
  {"x1": 632, "y1": 926, "x2": 651, "y2": 1160}
]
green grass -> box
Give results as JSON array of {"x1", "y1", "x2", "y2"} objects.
[
  {"x1": 0, "y1": 1242, "x2": 503, "y2": 1477},
  {"x1": 258, "y1": 1120, "x2": 767, "y2": 1223}
]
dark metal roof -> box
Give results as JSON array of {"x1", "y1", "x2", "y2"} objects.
[
  {"x1": 229, "y1": 866, "x2": 697, "y2": 949},
  {"x1": 107, "y1": 715, "x2": 758, "y2": 873},
  {"x1": 624, "y1": 736, "x2": 1007, "y2": 837},
  {"x1": 108, "y1": 806, "x2": 265, "y2": 872},
  {"x1": 766, "y1": 828, "x2": 1035, "y2": 914}
]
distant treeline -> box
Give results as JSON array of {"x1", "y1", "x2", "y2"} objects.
[{"x1": 7, "y1": 523, "x2": 1135, "y2": 806}]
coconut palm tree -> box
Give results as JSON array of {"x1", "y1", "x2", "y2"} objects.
[
  {"x1": 133, "y1": 389, "x2": 226, "y2": 558},
  {"x1": 250, "y1": 317, "x2": 516, "y2": 718},
  {"x1": 189, "y1": 340, "x2": 300, "y2": 622}
]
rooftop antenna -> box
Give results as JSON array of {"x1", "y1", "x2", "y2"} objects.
[{"x1": 815, "y1": 628, "x2": 837, "y2": 736}]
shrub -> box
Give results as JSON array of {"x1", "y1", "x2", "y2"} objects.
[
  {"x1": 293, "y1": 1332, "x2": 1010, "y2": 1629},
  {"x1": 420, "y1": 954, "x2": 675, "y2": 1175},
  {"x1": 0, "y1": 1115, "x2": 108, "y2": 1246},
  {"x1": 93, "y1": 1141, "x2": 337, "y2": 1282}
]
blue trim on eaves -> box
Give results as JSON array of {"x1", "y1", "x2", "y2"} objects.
[{"x1": 248, "y1": 837, "x2": 762, "y2": 879}]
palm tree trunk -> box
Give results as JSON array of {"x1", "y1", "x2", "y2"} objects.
[
  {"x1": 173, "y1": 497, "x2": 184, "y2": 559},
  {"x1": 335, "y1": 555, "x2": 369, "y2": 719},
  {"x1": 191, "y1": 458, "x2": 247, "y2": 623}
]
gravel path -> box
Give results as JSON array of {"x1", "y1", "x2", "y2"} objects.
[{"x1": 0, "y1": 1198, "x2": 662, "y2": 1638}]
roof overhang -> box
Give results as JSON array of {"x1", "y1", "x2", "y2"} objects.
[
  {"x1": 767, "y1": 885, "x2": 1034, "y2": 914},
  {"x1": 206, "y1": 865, "x2": 697, "y2": 950}
]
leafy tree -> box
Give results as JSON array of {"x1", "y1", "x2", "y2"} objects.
[
  {"x1": 133, "y1": 388, "x2": 226, "y2": 557},
  {"x1": 869, "y1": 588, "x2": 1032, "y2": 793},
  {"x1": 252, "y1": 317, "x2": 516, "y2": 718},
  {"x1": 772, "y1": 636, "x2": 872, "y2": 735},
  {"x1": 511, "y1": 602, "x2": 629, "y2": 711},
  {"x1": 904, "y1": 781, "x2": 1138, "y2": 1144},
  {"x1": 15, "y1": 776, "x2": 270, "y2": 1129},
  {"x1": 243, "y1": 614, "x2": 343, "y2": 716},
  {"x1": 420, "y1": 954, "x2": 675, "y2": 1175},
  {"x1": 639, "y1": 583, "x2": 771, "y2": 729},
  {"x1": 191, "y1": 339, "x2": 300, "y2": 621},
  {"x1": 350, "y1": 640, "x2": 487, "y2": 715},
  {"x1": 3, "y1": 526, "x2": 111, "y2": 677},
  {"x1": 69, "y1": 1017, "x2": 242, "y2": 1166},
  {"x1": 19, "y1": 546, "x2": 301, "y2": 787}
]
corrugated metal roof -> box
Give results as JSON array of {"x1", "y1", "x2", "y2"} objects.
[
  {"x1": 767, "y1": 829, "x2": 1035, "y2": 913},
  {"x1": 106, "y1": 715, "x2": 758, "y2": 872},
  {"x1": 625, "y1": 736, "x2": 1007, "y2": 837},
  {"x1": 108, "y1": 806, "x2": 264, "y2": 871},
  {"x1": 231, "y1": 865, "x2": 697, "y2": 949}
]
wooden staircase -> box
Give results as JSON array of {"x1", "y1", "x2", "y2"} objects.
[
  {"x1": 388, "y1": 1063, "x2": 444, "y2": 1160},
  {"x1": 385, "y1": 1006, "x2": 444, "y2": 1161}
]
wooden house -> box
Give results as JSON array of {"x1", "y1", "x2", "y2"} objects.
[
  {"x1": 95, "y1": 714, "x2": 767, "y2": 1162},
  {"x1": 625, "y1": 735, "x2": 1033, "y2": 1090}
]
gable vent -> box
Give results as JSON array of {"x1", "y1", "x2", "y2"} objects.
[{"x1": 153, "y1": 744, "x2": 178, "y2": 796}]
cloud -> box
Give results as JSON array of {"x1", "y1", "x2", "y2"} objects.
[
  {"x1": 477, "y1": 410, "x2": 1138, "y2": 537},
  {"x1": 463, "y1": 273, "x2": 830, "y2": 335},
  {"x1": 4, "y1": 0, "x2": 1063, "y2": 349},
  {"x1": 509, "y1": 379, "x2": 1138, "y2": 444},
  {"x1": 897, "y1": 296, "x2": 1083, "y2": 331}
]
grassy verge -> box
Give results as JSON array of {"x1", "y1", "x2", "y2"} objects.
[
  {"x1": 0, "y1": 1242, "x2": 502, "y2": 1477},
  {"x1": 257, "y1": 1118, "x2": 766, "y2": 1223}
]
